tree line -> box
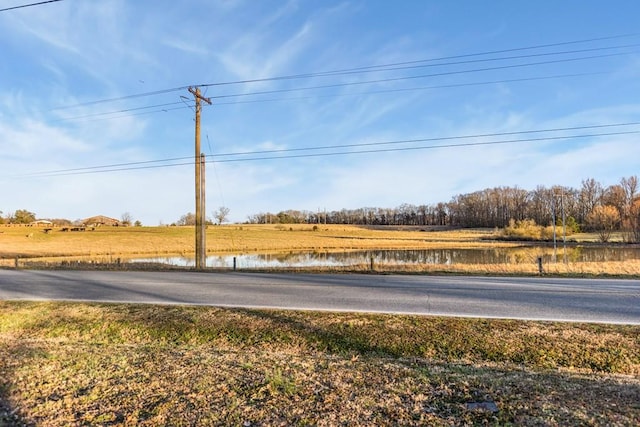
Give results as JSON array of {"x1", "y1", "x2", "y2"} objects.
[
  {"x1": 4, "y1": 176, "x2": 639, "y2": 242},
  {"x1": 247, "y1": 176, "x2": 640, "y2": 242},
  {"x1": 0, "y1": 209, "x2": 40, "y2": 224}
]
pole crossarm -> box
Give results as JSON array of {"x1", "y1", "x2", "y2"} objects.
[{"x1": 188, "y1": 86, "x2": 212, "y2": 105}]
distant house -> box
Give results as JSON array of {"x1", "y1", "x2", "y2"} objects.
[
  {"x1": 83, "y1": 215, "x2": 121, "y2": 227},
  {"x1": 29, "y1": 220, "x2": 53, "y2": 227}
]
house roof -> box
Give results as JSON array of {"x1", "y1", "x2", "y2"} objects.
[{"x1": 83, "y1": 215, "x2": 120, "y2": 225}]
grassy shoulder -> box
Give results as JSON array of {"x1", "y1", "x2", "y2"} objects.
[{"x1": 1, "y1": 302, "x2": 639, "y2": 426}]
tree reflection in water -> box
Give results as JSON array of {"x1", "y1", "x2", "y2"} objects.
[{"x1": 130, "y1": 247, "x2": 640, "y2": 268}]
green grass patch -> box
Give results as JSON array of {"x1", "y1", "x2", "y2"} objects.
[{"x1": 1, "y1": 301, "x2": 639, "y2": 426}]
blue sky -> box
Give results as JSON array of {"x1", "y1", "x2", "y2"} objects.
[{"x1": 1, "y1": 0, "x2": 639, "y2": 224}]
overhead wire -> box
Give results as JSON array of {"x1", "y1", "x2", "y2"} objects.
[
  {"x1": 52, "y1": 101, "x2": 193, "y2": 122},
  {"x1": 207, "y1": 122, "x2": 640, "y2": 158},
  {"x1": 18, "y1": 121, "x2": 640, "y2": 177},
  {"x1": 206, "y1": 133, "x2": 227, "y2": 211},
  {"x1": 210, "y1": 72, "x2": 606, "y2": 106},
  {"x1": 52, "y1": 33, "x2": 639, "y2": 110},
  {"x1": 51, "y1": 41, "x2": 638, "y2": 122},
  {"x1": 202, "y1": 130, "x2": 640, "y2": 164},
  {"x1": 20, "y1": 130, "x2": 639, "y2": 177},
  {"x1": 53, "y1": 86, "x2": 191, "y2": 110},
  {"x1": 56, "y1": 105, "x2": 191, "y2": 123},
  {"x1": 205, "y1": 51, "x2": 636, "y2": 100},
  {"x1": 216, "y1": 33, "x2": 638, "y2": 78},
  {"x1": 54, "y1": 71, "x2": 604, "y2": 122},
  {"x1": 0, "y1": 0, "x2": 62, "y2": 12},
  {"x1": 200, "y1": 42, "x2": 639, "y2": 86},
  {"x1": 14, "y1": 34, "x2": 638, "y2": 180}
]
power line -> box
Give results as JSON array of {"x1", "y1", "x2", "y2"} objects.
[
  {"x1": 203, "y1": 130, "x2": 640, "y2": 165},
  {"x1": 202, "y1": 42, "x2": 639, "y2": 87},
  {"x1": 211, "y1": 72, "x2": 606, "y2": 107},
  {"x1": 66, "y1": 51, "x2": 635, "y2": 122},
  {"x1": 53, "y1": 86, "x2": 190, "y2": 110},
  {"x1": 55, "y1": 71, "x2": 604, "y2": 122},
  {"x1": 25, "y1": 130, "x2": 640, "y2": 177},
  {"x1": 69, "y1": 105, "x2": 190, "y2": 122},
  {"x1": 236, "y1": 33, "x2": 639, "y2": 78},
  {"x1": 59, "y1": 49, "x2": 635, "y2": 121},
  {"x1": 206, "y1": 52, "x2": 636, "y2": 100},
  {"x1": 19, "y1": 121, "x2": 640, "y2": 177},
  {"x1": 53, "y1": 101, "x2": 193, "y2": 122},
  {"x1": 210, "y1": 122, "x2": 640, "y2": 158},
  {"x1": 53, "y1": 33, "x2": 639, "y2": 110},
  {"x1": 0, "y1": 0, "x2": 62, "y2": 12}
]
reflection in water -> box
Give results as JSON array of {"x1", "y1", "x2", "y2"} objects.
[{"x1": 130, "y1": 247, "x2": 640, "y2": 269}]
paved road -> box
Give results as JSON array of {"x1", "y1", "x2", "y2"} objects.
[{"x1": 0, "y1": 269, "x2": 639, "y2": 324}]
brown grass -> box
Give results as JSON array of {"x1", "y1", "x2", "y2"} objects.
[
  {"x1": 1, "y1": 302, "x2": 639, "y2": 426},
  {"x1": 363, "y1": 259, "x2": 640, "y2": 276},
  {"x1": 0, "y1": 224, "x2": 513, "y2": 259},
  {"x1": 2, "y1": 224, "x2": 638, "y2": 276}
]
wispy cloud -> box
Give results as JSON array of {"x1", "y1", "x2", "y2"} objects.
[
  {"x1": 216, "y1": 22, "x2": 314, "y2": 82},
  {"x1": 1, "y1": 1, "x2": 639, "y2": 224},
  {"x1": 162, "y1": 38, "x2": 210, "y2": 57}
]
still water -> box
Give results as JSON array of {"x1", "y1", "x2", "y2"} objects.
[{"x1": 130, "y1": 247, "x2": 640, "y2": 269}]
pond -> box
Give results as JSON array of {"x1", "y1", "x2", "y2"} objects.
[{"x1": 129, "y1": 246, "x2": 640, "y2": 269}]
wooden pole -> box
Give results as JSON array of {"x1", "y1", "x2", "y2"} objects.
[
  {"x1": 188, "y1": 87, "x2": 212, "y2": 269},
  {"x1": 200, "y1": 152, "x2": 206, "y2": 266}
]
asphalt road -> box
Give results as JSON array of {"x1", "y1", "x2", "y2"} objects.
[{"x1": 0, "y1": 269, "x2": 639, "y2": 324}]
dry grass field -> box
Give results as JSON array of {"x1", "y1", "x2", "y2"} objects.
[
  {"x1": 0, "y1": 224, "x2": 508, "y2": 258},
  {"x1": 1, "y1": 302, "x2": 638, "y2": 426},
  {"x1": 1, "y1": 224, "x2": 639, "y2": 276}
]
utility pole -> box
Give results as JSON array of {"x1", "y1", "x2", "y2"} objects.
[
  {"x1": 561, "y1": 189, "x2": 567, "y2": 264},
  {"x1": 200, "y1": 152, "x2": 206, "y2": 258},
  {"x1": 551, "y1": 194, "x2": 557, "y2": 263},
  {"x1": 188, "y1": 86, "x2": 212, "y2": 269}
]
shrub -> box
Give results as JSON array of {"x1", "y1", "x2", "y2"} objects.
[
  {"x1": 587, "y1": 205, "x2": 621, "y2": 243},
  {"x1": 565, "y1": 216, "x2": 580, "y2": 233},
  {"x1": 502, "y1": 218, "x2": 578, "y2": 242},
  {"x1": 501, "y1": 219, "x2": 542, "y2": 240},
  {"x1": 540, "y1": 225, "x2": 555, "y2": 240}
]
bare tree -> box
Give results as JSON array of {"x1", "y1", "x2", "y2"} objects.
[
  {"x1": 587, "y1": 205, "x2": 620, "y2": 242},
  {"x1": 578, "y1": 178, "x2": 604, "y2": 224},
  {"x1": 121, "y1": 212, "x2": 133, "y2": 226},
  {"x1": 602, "y1": 184, "x2": 626, "y2": 221},
  {"x1": 212, "y1": 206, "x2": 230, "y2": 225},
  {"x1": 621, "y1": 176, "x2": 638, "y2": 208},
  {"x1": 177, "y1": 212, "x2": 196, "y2": 226},
  {"x1": 627, "y1": 199, "x2": 640, "y2": 243}
]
